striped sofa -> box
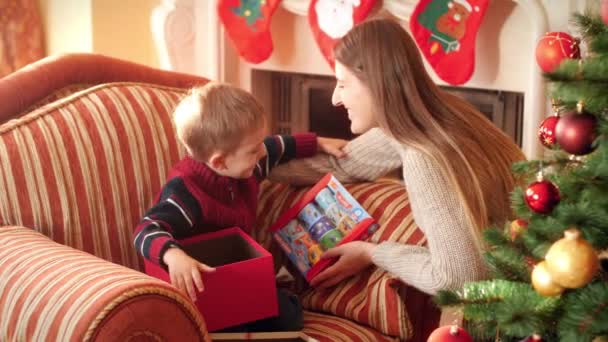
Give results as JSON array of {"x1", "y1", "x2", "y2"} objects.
[{"x1": 0, "y1": 54, "x2": 440, "y2": 341}]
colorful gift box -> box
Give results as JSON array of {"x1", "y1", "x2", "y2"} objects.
[
  {"x1": 270, "y1": 173, "x2": 379, "y2": 283},
  {"x1": 144, "y1": 227, "x2": 278, "y2": 331}
]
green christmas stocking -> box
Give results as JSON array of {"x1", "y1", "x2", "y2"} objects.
[
  {"x1": 218, "y1": 0, "x2": 281, "y2": 64},
  {"x1": 410, "y1": 0, "x2": 489, "y2": 85}
]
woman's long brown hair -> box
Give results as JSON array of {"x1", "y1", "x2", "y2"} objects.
[{"x1": 335, "y1": 18, "x2": 526, "y2": 250}]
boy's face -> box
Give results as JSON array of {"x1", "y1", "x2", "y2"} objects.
[{"x1": 212, "y1": 126, "x2": 268, "y2": 179}]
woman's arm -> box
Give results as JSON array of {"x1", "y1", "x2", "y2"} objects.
[
  {"x1": 268, "y1": 128, "x2": 402, "y2": 186},
  {"x1": 371, "y1": 149, "x2": 487, "y2": 294}
]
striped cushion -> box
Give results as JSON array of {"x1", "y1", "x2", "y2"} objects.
[
  {"x1": 302, "y1": 310, "x2": 399, "y2": 342},
  {"x1": 255, "y1": 179, "x2": 426, "y2": 340},
  {"x1": 0, "y1": 226, "x2": 209, "y2": 341},
  {"x1": 0, "y1": 83, "x2": 193, "y2": 270}
]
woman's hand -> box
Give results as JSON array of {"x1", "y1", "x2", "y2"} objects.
[
  {"x1": 163, "y1": 247, "x2": 216, "y2": 301},
  {"x1": 310, "y1": 241, "x2": 376, "y2": 288},
  {"x1": 317, "y1": 137, "x2": 348, "y2": 159}
]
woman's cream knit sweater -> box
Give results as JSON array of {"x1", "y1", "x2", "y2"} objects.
[{"x1": 269, "y1": 128, "x2": 487, "y2": 295}]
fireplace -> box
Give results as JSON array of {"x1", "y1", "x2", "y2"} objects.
[{"x1": 252, "y1": 70, "x2": 523, "y2": 146}]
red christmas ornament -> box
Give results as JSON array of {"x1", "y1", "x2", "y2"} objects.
[
  {"x1": 525, "y1": 256, "x2": 537, "y2": 269},
  {"x1": 520, "y1": 334, "x2": 544, "y2": 342},
  {"x1": 427, "y1": 325, "x2": 473, "y2": 342},
  {"x1": 525, "y1": 179, "x2": 560, "y2": 214},
  {"x1": 510, "y1": 219, "x2": 529, "y2": 240},
  {"x1": 555, "y1": 110, "x2": 598, "y2": 155},
  {"x1": 602, "y1": 0, "x2": 608, "y2": 26},
  {"x1": 538, "y1": 115, "x2": 560, "y2": 149},
  {"x1": 535, "y1": 32, "x2": 580, "y2": 73}
]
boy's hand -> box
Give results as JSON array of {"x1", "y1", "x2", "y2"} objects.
[
  {"x1": 163, "y1": 247, "x2": 216, "y2": 301},
  {"x1": 317, "y1": 137, "x2": 348, "y2": 159}
]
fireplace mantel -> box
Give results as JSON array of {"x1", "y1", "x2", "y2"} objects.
[{"x1": 150, "y1": 0, "x2": 592, "y2": 159}]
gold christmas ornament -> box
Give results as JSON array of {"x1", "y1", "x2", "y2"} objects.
[
  {"x1": 531, "y1": 261, "x2": 565, "y2": 297},
  {"x1": 545, "y1": 228, "x2": 599, "y2": 288}
]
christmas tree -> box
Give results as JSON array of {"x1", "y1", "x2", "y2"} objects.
[{"x1": 433, "y1": 9, "x2": 608, "y2": 342}]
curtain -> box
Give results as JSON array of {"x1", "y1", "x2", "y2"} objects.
[{"x1": 0, "y1": 0, "x2": 45, "y2": 77}]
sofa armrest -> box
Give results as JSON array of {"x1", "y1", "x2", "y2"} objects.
[{"x1": 0, "y1": 226, "x2": 210, "y2": 342}]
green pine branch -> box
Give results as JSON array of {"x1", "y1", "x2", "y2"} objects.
[
  {"x1": 520, "y1": 229, "x2": 552, "y2": 259},
  {"x1": 549, "y1": 81, "x2": 608, "y2": 113},
  {"x1": 546, "y1": 58, "x2": 608, "y2": 82},
  {"x1": 511, "y1": 187, "x2": 531, "y2": 219},
  {"x1": 483, "y1": 227, "x2": 532, "y2": 281},
  {"x1": 484, "y1": 248, "x2": 531, "y2": 282},
  {"x1": 436, "y1": 280, "x2": 562, "y2": 340},
  {"x1": 590, "y1": 33, "x2": 608, "y2": 54},
  {"x1": 571, "y1": 12, "x2": 608, "y2": 50},
  {"x1": 558, "y1": 282, "x2": 608, "y2": 342}
]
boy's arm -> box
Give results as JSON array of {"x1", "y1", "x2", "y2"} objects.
[
  {"x1": 133, "y1": 177, "x2": 201, "y2": 267},
  {"x1": 255, "y1": 133, "x2": 317, "y2": 179},
  {"x1": 268, "y1": 128, "x2": 401, "y2": 186}
]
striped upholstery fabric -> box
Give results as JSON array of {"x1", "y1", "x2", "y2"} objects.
[
  {"x1": 0, "y1": 226, "x2": 209, "y2": 342},
  {"x1": 0, "y1": 83, "x2": 191, "y2": 271},
  {"x1": 302, "y1": 310, "x2": 399, "y2": 342},
  {"x1": 18, "y1": 84, "x2": 93, "y2": 119},
  {"x1": 255, "y1": 179, "x2": 427, "y2": 340}
]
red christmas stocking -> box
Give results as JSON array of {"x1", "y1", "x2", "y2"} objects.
[
  {"x1": 308, "y1": 0, "x2": 376, "y2": 68},
  {"x1": 410, "y1": 0, "x2": 489, "y2": 85},
  {"x1": 218, "y1": 0, "x2": 281, "y2": 64}
]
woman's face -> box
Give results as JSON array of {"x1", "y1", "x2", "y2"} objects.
[{"x1": 332, "y1": 61, "x2": 377, "y2": 134}]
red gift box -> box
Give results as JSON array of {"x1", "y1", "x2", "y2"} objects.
[
  {"x1": 144, "y1": 227, "x2": 278, "y2": 331},
  {"x1": 270, "y1": 173, "x2": 379, "y2": 283}
]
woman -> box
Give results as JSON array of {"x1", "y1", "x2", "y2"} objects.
[{"x1": 269, "y1": 18, "x2": 525, "y2": 294}]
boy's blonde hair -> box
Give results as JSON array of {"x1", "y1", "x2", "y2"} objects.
[{"x1": 173, "y1": 82, "x2": 266, "y2": 160}]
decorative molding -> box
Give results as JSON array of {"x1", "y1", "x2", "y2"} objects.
[
  {"x1": 514, "y1": 0, "x2": 548, "y2": 159},
  {"x1": 150, "y1": 0, "x2": 195, "y2": 71}
]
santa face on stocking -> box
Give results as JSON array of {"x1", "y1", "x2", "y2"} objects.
[
  {"x1": 315, "y1": 0, "x2": 361, "y2": 39},
  {"x1": 308, "y1": 0, "x2": 376, "y2": 67}
]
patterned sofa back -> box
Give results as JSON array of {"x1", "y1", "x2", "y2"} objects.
[{"x1": 0, "y1": 83, "x2": 191, "y2": 270}]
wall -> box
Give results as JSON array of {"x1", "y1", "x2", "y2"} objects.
[
  {"x1": 38, "y1": 0, "x2": 159, "y2": 67},
  {"x1": 38, "y1": 0, "x2": 93, "y2": 55},
  {"x1": 91, "y1": 0, "x2": 159, "y2": 67}
]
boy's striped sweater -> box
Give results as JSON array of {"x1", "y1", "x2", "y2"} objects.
[{"x1": 134, "y1": 133, "x2": 317, "y2": 266}]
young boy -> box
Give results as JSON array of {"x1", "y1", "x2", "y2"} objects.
[{"x1": 133, "y1": 82, "x2": 345, "y2": 331}]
